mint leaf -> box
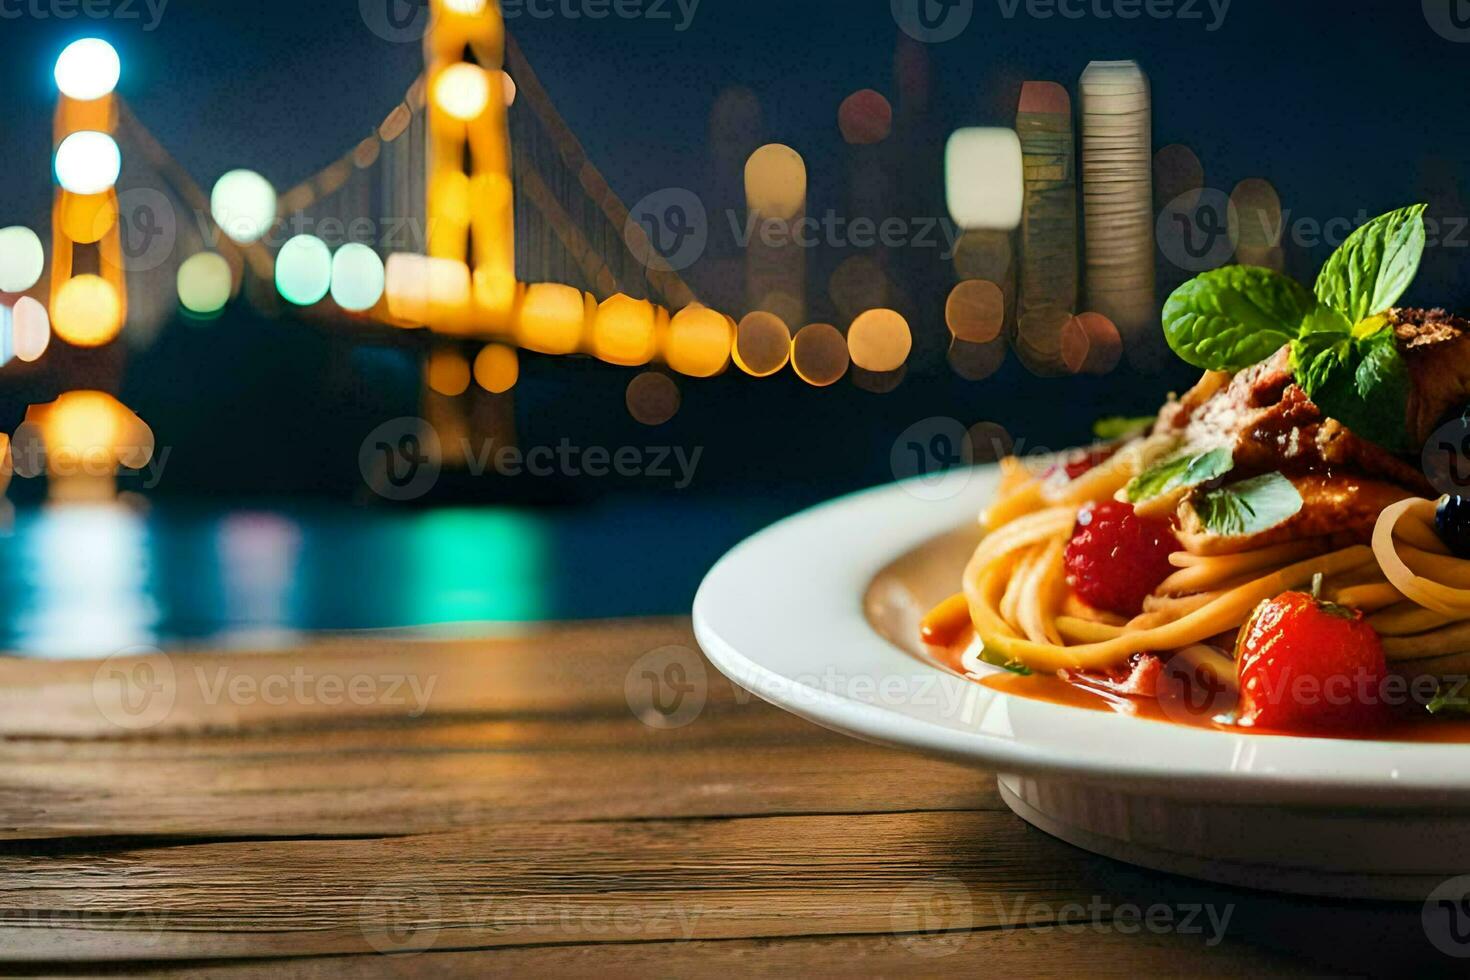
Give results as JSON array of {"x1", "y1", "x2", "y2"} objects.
[
  {"x1": 1291, "y1": 324, "x2": 1411, "y2": 452},
  {"x1": 1093, "y1": 416, "x2": 1156, "y2": 440},
  {"x1": 1315, "y1": 204, "x2": 1427, "y2": 322},
  {"x1": 1163, "y1": 266, "x2": 1320, "y2": 371},
  {"x1": 1191, "y1": 473, "x2": 1304, "y2": 538},
  {"x1": 1125, "y1": 446, "x2": 1234, "y2": 503}
]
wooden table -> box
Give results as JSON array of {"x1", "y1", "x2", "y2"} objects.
[{"x1": 0, "y1": 619, "x2": 1454, "y2": 975}]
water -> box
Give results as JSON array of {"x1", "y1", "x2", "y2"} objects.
[{"x1": 0, "y1": 496, "x2": 795, "y2": 658}]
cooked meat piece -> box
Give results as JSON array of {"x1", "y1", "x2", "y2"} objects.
[
  {"x1": 1393, "y1": 307, "x2": 1470, "y2": 445},
  {"x1": 1175, "y1": 475, "x2": 1414, "y2": 556},
  {"x1": 1154, "y1": 347, "x2": 1431, "y2": 493}
]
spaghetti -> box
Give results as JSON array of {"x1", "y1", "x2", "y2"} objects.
[{"x1": 933, "y1": 443, "x2": 1470, "y2": 706}]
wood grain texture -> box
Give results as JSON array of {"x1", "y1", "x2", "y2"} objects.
[{"x1": 0, "y1": 619, "x2": 1450, "y2": 975}]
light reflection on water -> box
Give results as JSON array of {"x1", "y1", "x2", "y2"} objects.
[
  {"x1": 13, "y1": 505, "x2": 158, "y2": 658},
  {"x1": 0, "y1": 498, "x2": 783, "y2": 658}
]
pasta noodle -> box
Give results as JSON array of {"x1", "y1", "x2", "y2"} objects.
[{"x1": 943, "y1": 450, "x2": 1470, "y2": 684}]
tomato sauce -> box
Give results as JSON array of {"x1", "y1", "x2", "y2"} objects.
[{"x1": 924, "y1": 627, "x2": 1470, "y2": 743}]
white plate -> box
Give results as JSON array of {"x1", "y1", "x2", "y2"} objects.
[{"x1": 693, "y1": 465, "x2": 1470, "y2": 899}]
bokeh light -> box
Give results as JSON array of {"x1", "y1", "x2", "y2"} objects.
[
  {"x1": 330, "y1": 243, "x2": 386, "y2": 312},
  {"x1": 427, "y1": 347, "x2": 471, "y2": 396},
  {"x1": 54, "y1": 38, "x2": 120, "y2": 102},
  {"x1": 434, "y1": 63, "x2": 491, "y2": 121},
  {"x1": 944, "y1": 128, "x2": 1023, "y2": 231},
  {"x1": 44, "y1": 390, "x2": 124, "y2": 456},
  {"x1": 12, "y1": 297, "x2": 50, "y2": 363},
  {"x1": 1061, "y1": 312, "x2": 1123, "y2": 375},
  {"x1": 473, "y1": 343, "x2": 519, "y2": 393},
  {"x1": 210, "y1": 170, "x2": 278, "y2": 245},
  {"x1": 791, "y1": 323, "x2": 849, "y2": 387},
  {"x1": 516, "y1": 282, "x2": 584, "y2": 354},
  {"x1": 838, "y1": 89, "x2": 893, "y2": 145},
  {"x1": 0, "y1": 226, "x2": 45, "y2": 293},
  {"x1": 52, "y1": 274, "x2": 123, "y2": 347},
  {"x1": 592, "y1": 294, "x2": 656, "y2": 366},
  {"x1": 54, "y1": 131, "x2": 121, "y2": 195},
  {"x1": 59, "y1": 191, "x2": 117, "y2": 244},
  {"x1": 1231, "y1": 178, "x2": 1283, "y2": 252},
  {"x1": 969, "y1": 421, "x2": 1015, "y2": 463},
  {"x1": 949, "y1": 338, "x2": 1007, "y2": 381},
  {"x1": 945, "y1": 279, "x2": 1005, "y2": 343},
  {"x1": 1153, "y1": 144, "x2": 1204, "y2": 210},
  {"x1": 847, "y1": 308, "x2": 911, "y2": 372},
  {"x1": 385, "y1": 253, "x2": 473, "y2": 325},
  {"x1": 626, "y1": 372, "x2": 680, "y2": 426},
  {"x1": 176, "y1": 252, "x2": 232, "y2": 315},
  {"x1": 0, "y1": 306, "x2": 11, "y2": 367},
  {"x1": 274, "y1": 235, "x2": 332, "y2": 306},
  {"x1": 502, "y1": 71, "x2": 517, "y2": 107},
  {"x1": 745, "y1": 143, "x2": 807, "y2": 220},
  {"x1": 733, "y1": 311, "x2": 791, "y2": 377},
  {"x1": 665, "y1": 305, "x2": 731, "y2": 378}
]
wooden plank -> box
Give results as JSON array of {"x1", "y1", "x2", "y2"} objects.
[
  {"x1": 69, "y1": 928, "x2": 1311, "y2": 977},
  {"x1": 0, "y1": 713, "x2": 1003, "y2": 838},
  {"x1": 0, "y1": 620, "x2": 709, "y2": 738},
  {"x1": 4, "y1": 808, "x2": 1439, "y2": 974},
  {"x1": 0, "y1": 811, "x2": 1168, "y2": 961}
]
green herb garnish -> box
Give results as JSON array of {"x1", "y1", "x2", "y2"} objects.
[
  {"x1": 1125, "y1": 446, "x2": 1234, "y2": 503},
  {"x1": 1163, "y1": 266, "x2": 1320, "y2": 372},
  {"x1": 1093, "y1": 416, "x2": 1157, "y2": 440},
  {"x1": 1189, "y1": 473, "x2": 1305, "y2": 538},
  {"x1": 1315, "y1": 204, "x2": 1428, "y2": 324},
  {"x1": 1428, "y1": 677, "x2": 1470, "y2": 716},
  {"x1": 1290, "y1": 317, "x2": 1413, "y2": 452},
  {"x1": 1161, "y1": 204, "x2": 1429, "y2": 453},
  {"x1": 978, "y1": 646, "x2": 1033, "y2": 676}
]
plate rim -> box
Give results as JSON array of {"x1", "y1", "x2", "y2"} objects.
[{"x1": 693, "y1": 465, "x2": 1470, "y2": 808}]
